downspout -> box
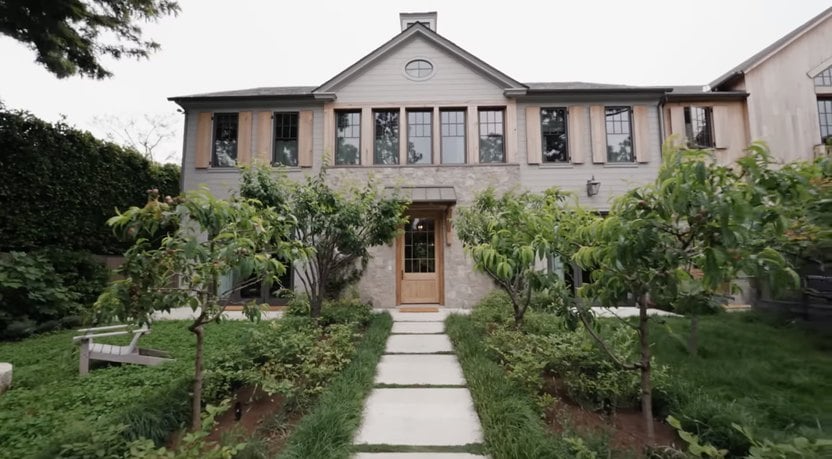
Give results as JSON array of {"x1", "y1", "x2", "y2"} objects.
[{"x1": 178, "y1": 109, "x2": 188, "y2": 194}]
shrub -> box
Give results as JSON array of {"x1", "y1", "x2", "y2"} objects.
[
  {"x1": 319, "y1": 298, "x2": 373, "y2": 327},
  {"x1": 39, "y1": 249, "x2": 109, "y2": 307},
  {"x1": 0, "y1": 251, "x2": 80, "y2": 339}
]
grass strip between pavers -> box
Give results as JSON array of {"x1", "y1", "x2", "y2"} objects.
[
  {"x1": 277, "y1": 312, "x2": 393, "y2": 459},
  {"x1": 445, "y1": 314, "x2": 571, "y2": 459},
  {"x1": 352, "y1": 443, "x2": 486, "y2": 454}
]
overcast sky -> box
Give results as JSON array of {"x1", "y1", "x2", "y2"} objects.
[{"x1": 1, "y1": 0, "x2": 830, "y2": 163}]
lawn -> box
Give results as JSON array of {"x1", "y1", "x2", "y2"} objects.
[
  {"x1": 652, "y1": 313, "x2": 832, "y2": 454},
  {"x1": 0, "y1": 320, "x2": 263, "y2": 459}
]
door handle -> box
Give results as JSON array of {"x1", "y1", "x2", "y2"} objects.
[{"x1": 401, "y1": 269, "x2": 404, "y2": 280}]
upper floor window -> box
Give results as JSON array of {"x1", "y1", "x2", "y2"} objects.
[
  {"x1": 335, "y1": 111, "x2": 361, "y2": 165},
  {"x1": 819, "y1": 99, "x2": 832, "y2": 142},
  {"x1": 407, "y1": 110, "x2": 432, "y2": 164},
  {"x1": 405, "y1": 59, "x2": 434, "y2": 80},
  {"x1": 541, "y1": 108, "x2": 568, "y2": 162},
  {"x1": 478, "y1": 109, "x2": 505, "y2": 163},
  {"x1": 440, "y1": 109, "x2": 466, "y2": 164},
  {"x1": 815, "y1": 67, "x2": 832, "y2": 87},
  {"x1": 684, "y1": 106, "x2": 715, "y2": 148},
  {"x1": 273, "y1": 112, "x2": 299, "y2": 166},
  {"x1": 605, "y1": 106, "x2": 634, "y2": 163},
  {"x1": 374, "y1": 110, "x2": 400, "y2": 165},
  {"x1": 212, "y1": 113, "x2": 238, "y2": 167}
]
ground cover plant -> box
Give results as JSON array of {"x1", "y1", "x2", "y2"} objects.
[
  {"x1": 0, "y1": 320, "x2": 256, "y2": 459},
  {"x1": 451, "y1": 291, "x2": 832, "y2": 458}
]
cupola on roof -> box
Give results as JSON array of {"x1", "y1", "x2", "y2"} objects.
[{"x1": 400, "y1": 12, "x2": 437, "y2": 32}]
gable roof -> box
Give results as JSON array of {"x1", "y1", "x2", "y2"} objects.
[
  {"x1": 710, "y1": 6, "x2": 832, "y2": 90},
  {"x1": 313, "y1": 22, "x2": 527, "y2": 94}
]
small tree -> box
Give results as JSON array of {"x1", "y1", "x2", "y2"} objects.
[
  {"x1": 239, "y1": 166, "x2": 408, "y2": 317},
  {"x1": 96, "y1": 189, "x2": 303, "y2": 430},
  {"x1": 456, "y1": 187, "x2": 586, "y2": 324},
  {"x1": 570, "y1": 145, "x2": 796, "y2": 444}
]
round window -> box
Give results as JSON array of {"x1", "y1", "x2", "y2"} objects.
[{"x1": 404, "y1": 59, "x2": 434, "y2": 79}]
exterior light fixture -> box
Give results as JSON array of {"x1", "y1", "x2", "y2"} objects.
[{"x1": 586, "y1": 175, "x2": 601, "y2": 197}]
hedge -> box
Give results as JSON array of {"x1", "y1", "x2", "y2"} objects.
[{"x1": 0, "y1": 109, "x2": 180, "y2": 254}]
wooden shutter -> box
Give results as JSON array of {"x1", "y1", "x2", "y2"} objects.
[
  {"x1": 590, "y1": 105, "x2": 606, "y2": 163},
  {"x1": 525, "y1": 106, "x2": 541, "y2": 164},
  {"x1": 633, "y1": 106, "x2": 651, "y2": 163},
  {"x1": 255, "y1": 111, "x2": 272, "y2": 165},
  {"x1": 568, "y1": 106, "x2": 586, "y2": 164},
  {"x1": 712, "y1": 106, "x2": 730, "y2": 149},
  {"x1": 195, "y1": 112, "x2": 213, "y2": 168},
  {"x1": 298, "y1": 110, "x2": 314, "y2": 167},
  {"x1": 237, "y1": 111, "x2": 253, "y2": 165},
  {"x1": 669, "y1": 106, "x2": 685, "y2": 141}
]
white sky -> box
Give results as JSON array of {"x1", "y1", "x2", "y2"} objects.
[{"x1": 1, "y1": 0, "x2": 830, "y2": 163}]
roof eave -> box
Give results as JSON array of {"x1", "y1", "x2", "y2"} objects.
[
  {"x1": 167, "y1": 94, "x2": 318, "y2": 106},
  {"x1": 663, "y1": 91, "x2": 749, "y2": 103},
  {"x1": 523, "y1": 87, "x2": 673, "y2": 96}
]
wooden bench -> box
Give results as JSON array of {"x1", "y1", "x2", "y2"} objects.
[{"x1": 72, "y1": 324, "x2": 173, "y2": 376}]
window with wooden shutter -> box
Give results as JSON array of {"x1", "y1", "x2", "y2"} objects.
[
  {"x1": 255, "y1": 111, "x2": 272, "y2": 165},
  {"x1": 525, "y1": 106, "x2": 541, "y2": 164},
  {"x1": 195, "y1": 112, "x2": 212, "y2": 169},
  {"x1": 237, "y1": 111, "x2": 253, "y2": 165}
]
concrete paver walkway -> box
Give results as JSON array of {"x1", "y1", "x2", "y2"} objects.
[{"x1": 354, "y1": 309, "x2": 485, "y2": 457}]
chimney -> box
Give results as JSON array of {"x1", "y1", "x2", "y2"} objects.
[{"x1": 400, "y1": 12, "x2": 437, "y2": 32}]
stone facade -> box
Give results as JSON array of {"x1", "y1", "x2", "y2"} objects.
[{"x1": 328, "y1": 164, "x2": 519, "y2": 309}]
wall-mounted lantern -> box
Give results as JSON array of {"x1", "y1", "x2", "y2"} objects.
[{"x1": 586, "y1": 176, "x2": 601, "y2": 197}]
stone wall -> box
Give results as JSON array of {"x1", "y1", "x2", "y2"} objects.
[{"x1": 328, "y1": 164, "x2": 519, "y2": 308}]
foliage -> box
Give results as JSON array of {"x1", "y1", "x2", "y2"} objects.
[
  {"x1": 456, "y1": 187, "x2": 589, "y2": 323},
  {"x1": 0, "y1": 251, "x2": 81, "y2": 339},
  {"x1": 652, "y1": 313, "x2": 832, "y2": 456},
  {"x1": 127, "y1": 401, "x2": 247, "y2": 459},
  {"x1": 239, "y1": 165, "x2": 408, "y2": 317},
  {"x1": 96, "y1": 188, "x2": 305, "y2": 429},
  {"x1": 287, "y1": 294, "x2": 373, "y2": 328},
  {"x1": 278, "y1": 313, "x2": 392, "y2": 459},
  {"x1": 0, "y1": 0, "x2": 180, "y2": 79},
  {"x1": 0, "y1": 320, "x2": 258, "y2": 459},
  {"x1": 0, "y1": 109, "x2": 180, "y2": 254},
  {"x1": 668, "y1": 415, "x2": 832, "y2": 459},
  {"x1": 446, "y1": 313, "x2": 604, "y2": 458}
]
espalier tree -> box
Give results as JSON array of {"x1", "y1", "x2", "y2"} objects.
[
  {"x1": 96, "y1": 189, "x2": 307, "y2": 430},
  {"x1": 571, "y1": 144, "x2": 797, "y2": 444}
]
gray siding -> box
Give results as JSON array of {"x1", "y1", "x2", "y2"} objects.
[
  {"x1": 333, "y1": 35, "x2": 507, "y2": 103},
  {"x1": 517, "y1": 100, "x2": 662, "y2": 209}
]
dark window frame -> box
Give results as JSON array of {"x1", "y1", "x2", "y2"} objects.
[
  {"x1": 272, "y1": 112, "x2": 299, "y2": 167},
  {"x1": 478, "y1": 107, "x2": 506, "y2": 163},
  {"x1": 211, "y1": 112, "x2": 239, "y2": 168},
  {"x1": 440, "y1": 108, "x2": 467, "y2": 164},
  {"x1": 406, "y1": 109, "x2": 433, "y2": 164},
  {"x1": 684, "y1": 106, "x2": 715, "y2": 148},
  {"x1": 405, "y1": 59, "x2": 434, "y2": 79},
  {"x1": 540, "y1": 107, "x2": 569, "y2": 163},
  {"x1": 373, "y1": 109, "x2": 401, "y2": 165},
  {"x1": 819, "y1": 98, "x2": 832, "y2": 142},
  {"x1": 335, "y1": 110, "x2": 361, "y2": 166},
  {"x1": 815, "y1": 67, "x2": 832, "y2": 87},
  {"x1": 604, "y1": 106, "x2": 635, "y2": 163}
]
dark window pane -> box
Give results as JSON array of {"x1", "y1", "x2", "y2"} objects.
[
  {"x1": 541, "y1": 108, "x2": 569, "y2": 162},
  {"x1": 404, "y1": 217, "x2": 436, "y2": 273},
  {"x1": 212, "y1": 113, "x2": 239, "y2": 167},
  {"x1": 684, "y1": 106, "x2": 714, "y2": 148},
  {"x1": 478, "y1": 109, "x2": 505, "y2": 163},
  {"x1": 441, "y1": 110, "x2": 466, "y2": 164},
  {"x1": 820, "y1": 99, "x2": 832, "y2": 141},
  {"x1": 273, "y1": 112, "x2": 299, "y2": 166},
  {"x1": 335, "y1": 111, "x2": 361, "y2": 165},
  {"x1": 374, "y1": 110, "x2": 400, "y2": 165},
  {"x1": 407, "y1": 110, "x2": 432, "y2": 164},
  {"x1": 605, "y1": 107, "x2": 634, "y2": 162}
]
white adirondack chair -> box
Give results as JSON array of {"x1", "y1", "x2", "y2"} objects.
[{"x1": 73, "y1": 324, "x2": 173, "y2": 376}]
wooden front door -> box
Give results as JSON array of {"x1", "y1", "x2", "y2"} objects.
[{"x1": 397, "y1": 211, "x2": 444, "y2": 304}]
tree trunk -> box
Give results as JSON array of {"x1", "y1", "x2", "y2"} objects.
[
  {"x1": 191, "y1": 324, "x2": 205, "y2": 431},
  {"x1": 638, "y1": 298, "x2": 655, "y2": 445},
  {"x1": 687, "y1": 315, "x2": 699, "y2": 356}
]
